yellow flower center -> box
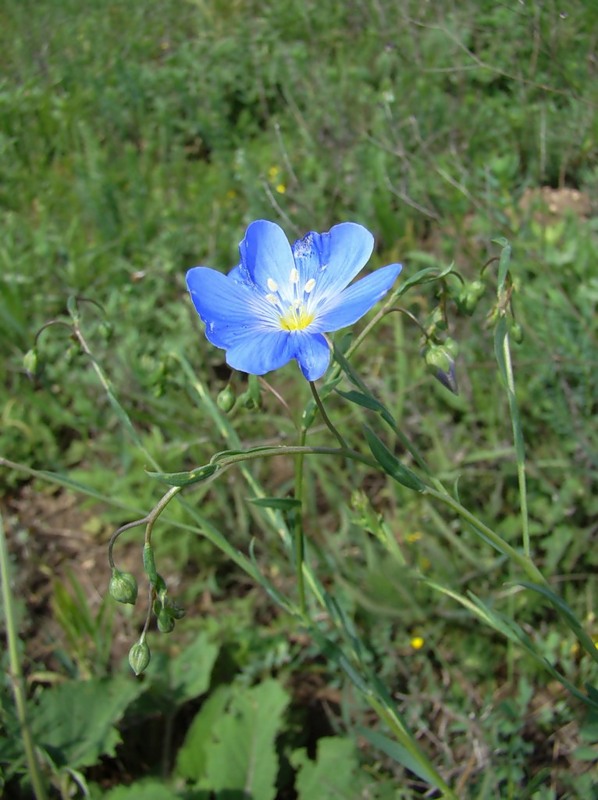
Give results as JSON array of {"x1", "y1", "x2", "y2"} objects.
[
  {"x1": 279, "y1": 305, "x2": 315, "y2": 331},
  {"x1": 265, "y1": 270, "x2": 317, "y2": 332}
]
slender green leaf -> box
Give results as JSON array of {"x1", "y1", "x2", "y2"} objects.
[
  {"x1": 248, "y1": 496, "x2": 301, "y2": 510},
  {"x1": 336, "y1": 389, "x2": 386, "y2": 413},
  {"x1": 364, "y1": 427, "x2": 426, "y2": 492},
  {"x1": 358, "y1": 728, "x2": 441, "y2": 787},
  {"x1": 145, "y1": 464, "x2": 218, "y2": 487},
  {"x1": 517, "y1": 581, "x2": 598, "y2": 665}
]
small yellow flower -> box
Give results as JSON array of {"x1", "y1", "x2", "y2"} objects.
[
  {"x1": 406, "y1": 531, "x2": 423, "y2": 543},
  {"x1": 410, "y1": 636, "x2": 425, "y2": 651},
  {"x1": 275, "y1": 183, "x2": 286, "y2": 194},
  {"x1": 268, "y1": 165, "x2": 280, "y2": 180}
]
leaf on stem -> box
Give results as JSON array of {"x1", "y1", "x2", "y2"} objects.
[
  {"x1": 364, "y1": 427, "x2": 426, "y2": 492},
  {"x1": 248, "y1": 497, "x2": 301, "y2": 511},
  {"x1": 145, "y1": 464, "x2": 218, "y2": 487}
]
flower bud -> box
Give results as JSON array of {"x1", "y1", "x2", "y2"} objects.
[
  {"x1": 216, "y1": 384, "x2": 236, "y2": 412},
  {"x1": 459, "y1": 279, "x2": 486, "y2": 315},
  {"x1": 23, "y1": 348, "x2": 38, "y2": 376},
  {"x1": 157, "y1": 608, "x2": 175, "y2": 634},
  {"x1": 129, "y1": 640, "x2": 151, "y2": 676},
  {"x1": 166, "y1": 600, "x2": 186, "y2": 620},
  {"x1": 424, "y1": 343, "x2": 458, "y2": 395},
  {"x1": 509, "y1": 321, "x2": 524, "y2": 344},
  {"x1": 109, "y1": 569, "x2": 138, "y2": 605},
  {"x1": 427, "y1": 306, "x2": 447, "y2": 335}
]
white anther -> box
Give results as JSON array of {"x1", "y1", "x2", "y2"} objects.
[
  {"x1": 267, "y1": 277, "x2": 278, "y2": 292},
  {"x1": 304, "y1": 278, "x2": 316, "y2": 293},
  {"x1": 290, "y1": 268, "x2": 299, "y2": 284},
  {"x1": 265, "y1": 294, "x2": 279, "y2": 305}
]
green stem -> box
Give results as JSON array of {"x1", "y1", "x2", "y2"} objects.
[
  {"x1": 309, "y1": 380, "x2": 349, "y2": 449},
  {"x1": 294, "y1": 429, "x2": 307, "y2": 616},
  {"x1": 213, "y1": 444, "x2": 379, "y2": 471},
  {"x1": 70, "y1": 317, "x2": 160, "y2": 472},
  {"x1": 501, "y1": 329, "x2": 530, "y2": 557},
  {"x1": 0, "y1": 513, "x2": 49, "y2": 800},
  {"x1": 425, "y1": 488, "x2": 546, "y2": 586},
  {"x1": 367, "y1": 695, "x2": 458, "y2": 799}
]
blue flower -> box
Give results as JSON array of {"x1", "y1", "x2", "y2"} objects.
[{"x1": 186, "y1": 220, "x2": 402, "y2": 381}]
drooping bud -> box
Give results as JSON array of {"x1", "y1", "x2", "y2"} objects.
[
  {"x1": 427, "y1": 306, "x2": 448, "y2": 336},
  {"x1": 216, "y1": 384, "x2": 236, "y2": 412},
  {"x1": 157, "y1": 608, "x2": 175, "y2": 634},
  {"x1": 509, "y1": 320, "x2": 524, "y2": 344},
  {"x1": 423, "y1": 342, "x2": 458, "y2": 395},
  {"x1": 109, "y1": 569, "x2": 138, "y2": 605},
  {"x1": 23, "y1": 348, "x2": 38, "y2": 376},
  {"x1": 129, "y1": 640, "x2": 151, "y2": 676},
  {"x1": 459, "y1": 279, "x2": 486, "y2": 315}
]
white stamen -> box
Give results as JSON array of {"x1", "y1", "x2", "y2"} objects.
[
  {"x1": 290, "y1": 268, "x2": 299, "y2": 284},
  {"x1": 267, "y1": 277, "x2": 278, "y2": 292},
  {"x1": 265, "y1": 294, "x2": 279, "y2": 305},
  {"x1": 304, "y1": 278, "x2": 316, "y2": 293}
]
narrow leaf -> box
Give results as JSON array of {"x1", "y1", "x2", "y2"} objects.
[
  {"x1": 364, "y1": 427, "x2": 426, "y2": 492},
  {"x1": 358, "y1": 728, "x2": 441, "y2": 788},
  {"x1": 248, "y1": 496, "x2": 301, "y2": 511},
  {"x1": 146, "y1": 464, "x2": 218, "y2": 487},
  {"x1": 336, "y1": 389, "x2": 386, "y2": 413}
]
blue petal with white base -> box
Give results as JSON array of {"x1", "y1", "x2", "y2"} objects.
[{"x1": 186, "y1": 220, "x2": 402, "y2": 381}]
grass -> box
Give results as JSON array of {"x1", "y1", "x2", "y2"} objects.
[{"x1": 0, "y1": 0, "x2": 597, "y2": 797}]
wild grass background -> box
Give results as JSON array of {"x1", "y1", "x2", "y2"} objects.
[{"x1": 0, "y1": 0, "x2": 597, "y2": 797}]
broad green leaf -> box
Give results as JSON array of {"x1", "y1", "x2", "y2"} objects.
[
  {"x1": 364, "y1": 427, "x2": 426, "y2": 492},
  {"x1": 200, "y1": 679, "x2": 289, "y2": 799},
  {"x1": 292, "y1": 737, "x2": 369, "y2": 799},
  {"x1": 167, "y1": 632, "x2": 219, "y2": 703},
  {"x1": 30, "y1": 676, "x2": 144, "y2": 769},
  {"x1": 103, "y1": 779, "x2": 185, "y2": 800},
  {"x1": 176, "y1": 686, "x2": 233, "y2": 781}
]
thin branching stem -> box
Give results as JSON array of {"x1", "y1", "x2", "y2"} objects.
[
  {"x1": 0, "y1": 513, "x2": 49, "y2": 800},
  {"x1": 309, "y1": 381, "x2": 349, "y2": 449}
]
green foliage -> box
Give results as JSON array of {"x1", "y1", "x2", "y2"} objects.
[
  {"x1": 291, "y1": 737, "x2": 374, "y2": 799},
  {"x1": 178, "y1": 680, "x2": 289, "y2": 798},
  {"x1": 1, "y1": 0, "x2": 597, "y2": 798},
  {"x1": 30, "y1": 676, "x2": 144, "y2": 770}
]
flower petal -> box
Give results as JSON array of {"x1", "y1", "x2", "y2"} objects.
[
  {"x1": 313, "y1": 263, "x2": 402, "y2": 332},
  {"x1": 186, "y1": 267, "x2": 277, "y2": 348},
  {"x1": 292, "y1": 223, "x2": 374, "y2": 305},
  {"x1": 239, "y1": 220, "x2": 295, "y2": 292},
  {"x1": 293, "y1": 332, "x2": 331, "y2": 380},
  {"x1": 225, "y1": 330, "x2": 294, "y2": 375}
]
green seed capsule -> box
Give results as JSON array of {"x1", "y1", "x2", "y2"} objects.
[
  {"x1": 129, "y1": 640, "x2": 151, "y2": 676},
  {"x1": 216, "y1": 384, "x2": 236, "y2": 412},
  {"x1": 109, "y1": 569, "x2": 138, "y2": 605},
  {"x1": 157, "y1": 608, "x2": 175, "y2": 634}
]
